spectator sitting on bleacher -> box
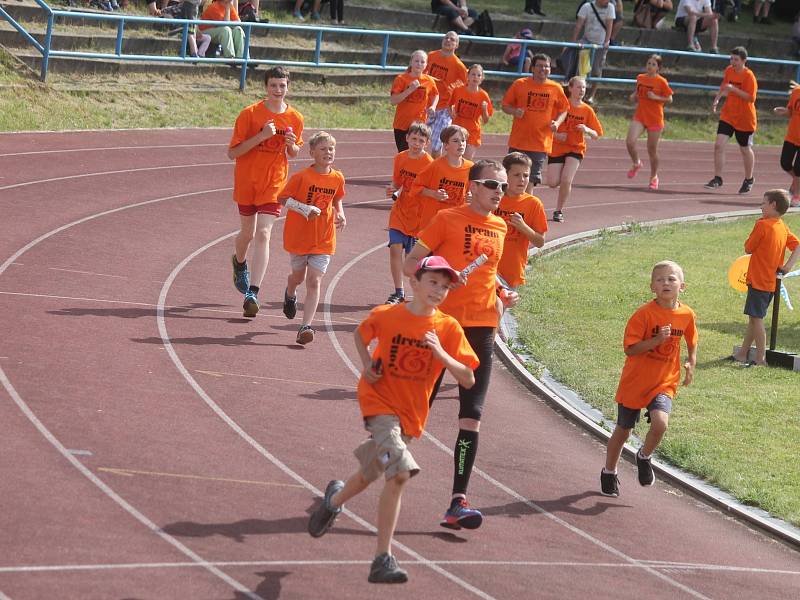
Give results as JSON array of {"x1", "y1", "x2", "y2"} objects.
[
  {"x1": 147, "y1": 0, "x2": 211, "y2": 58},
  {"x1": 431, "y1": 0, "x2": 478, "y2": 36},
  {"x1": 502, "y1": 28, "x2": 534, "y2": 73},
  {"x1": 199, "y1": 0, "x2": 244, "y2": 59},
  {"x1": 89, "y1": 0, "x2": 119, "y2": 11},
  {"x1": 674, "y1": 0, "x2": 719, "y2": 53},
  {"x1": 632, "y1": 0, "x2": 673, "y2": 29}
]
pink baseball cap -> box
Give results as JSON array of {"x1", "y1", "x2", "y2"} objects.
[{"x1": 415, "y1": 255, "x2": 459, "y2": 282}]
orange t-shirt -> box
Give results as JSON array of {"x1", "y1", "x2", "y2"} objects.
[
  {"x1": 417, "y1": 205, "x2": 507, "y2": 328},
  {"x1": 503, "y1": 77, "x2": 569, "y2": 153},
  {"x1": 744, "y1": 217, "x2": 799, "y2": 292},
  {"x1": 549, "y1": 101, "x2": 603, "y2": 158},
  {"x1": 425, "y1": 50, "x2": 468, "y2": 108},
  {"x1": 391, "y1": 73, "x2": 439, "y2": 130},
  {"x1": 719, "y1": 66, "x2": 758, "y2": 133},
  {"x1": 493, "y1": 193, "x2": 548, "y2": 288},
  {"x1": 279, "y1": 166, "x2": 346, "y2": 255},
  {"x1": 633, "y1": 73, "x2": 673, "y2": 130},
  {"x1": 229, "y1": 101, "x2": 304, "y2": 206},
  {"x1": 784, "y1": 87, "x2": 800, "y2": 146},
  {"x1": 199, "y1": 1, "x2": 239, "y2": 30},
  {"x1": 450, "y1": 86, "x2": 494, "y2": 147},
  {"x1": 411, "y1": 156, "x2": 473, "y2": 228},
  {"x1": 357, "y1": 304, "x2": 479, "y2": 438},
  {"x1": 615, "y1": 300, "x2": 698, "y2": 410},
  {"x1": 389, "y1": 150, "x2": 433, "y2": 237}
]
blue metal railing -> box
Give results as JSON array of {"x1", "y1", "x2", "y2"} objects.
[{"x1": 1, "y1": 0, "x2": 799, "y2": 95}]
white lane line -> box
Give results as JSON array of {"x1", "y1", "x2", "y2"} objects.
[
  {"x1": 194, "y1": 369, "x2": 357, "y2": 389},
  {"x1": 323, "y1": 247, "x2": 713, "y2": 600},
  {"x1": 0, "y1": 188, "x2": 264, "y2": 600},
  {"x1": 1, "y1": 559, "x2": 797, "y2": 575},
  {"x1": 0, "y1": 590, "x2": 11, "y2": 600},
  {"x1": 49, "y1": 268, "x2": 126, "y2": 278},
  {"x1": 156, "y1": 211, "x2": 497, "y2": 600}
]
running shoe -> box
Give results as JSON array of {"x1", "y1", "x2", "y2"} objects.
[
  {"x1": 231, "y1": 254, "x2": 249, "y2": 294},
  {"x1": 627, "y1": 160, "x2": 643, "y2": 178},
  {"x1": 600, "y1": 470, "x2": 620, "y2": 497},
  {"x1": 243, "y1": 290, "x2": 259, "y2": 318},
  {"x1": 552, "y1": 210, "x2": 564, "y2": 223},
  {"x1": 440, "y1": 498, "x2": 483, "y2": 530},
  {"x1": 297, "y1": 325, "x2": 315, "y2": 345},
  {"x1": 385, "y1": 292, "x2": 405, "y2": 305},
  {"x1": 636, "y1": 451, "x2": 655, "y2": 486},
  {"x1": 791, "y1": 195, "x2": 800, "y2": 207},
  {"x1": 368, "y1": 553, "x2": 408, "y2": 584},
  {"x1": 738, "y1": 177, "x2": 754, "y2": 194},
  {"x1": 704, "y1": 176, "x2": 723, "y2": 189},
  {"x1": 307, "y1": 479, "x2": 344, "y2": 538},
  {"x1": 283, "y1": 288, "x2": 297, "y2": 319},
  {"x1": 648, "y1": 175, "x2": 659, "y2": 190}
]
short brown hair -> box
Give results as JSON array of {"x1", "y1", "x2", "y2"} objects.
[
  {"x1": 407, "y1": 121, "x2": 432, "y2": 139},
  {"x1": 264, "y1": 66, "x2": 290, "y2": 84},
  {"x1": 469, "y1": 159, "x2": 504, "y2": 181},
  {"x1": 502, "y1": 151, "x2": 532, "y2": 171},
  {"x1": 730, "y1": 46, "x2": 748, "y2": 61},
  {"x1": 648, "y1": 54, "x2": 663, "y2": 69},
  {"x1": 764, "y1": 189, "x2": 790, "y2": 215},
  {"x1": 440, "y1": 124, "x2": 468, "y2": 145},
  {"x1": 532, "y1": 53, "x2": 551, "y2": 69}
]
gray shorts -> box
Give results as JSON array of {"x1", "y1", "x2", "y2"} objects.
[
  {"x1": 508, "y1": 148, "x2": 547, "y2": 184},
  {"x1": 289, "y1": 253, "x2": 331, "y2": 274},
  {"x1": 617, "y1": 393, "x2": 672, "y2": 429},
  {"x1": 354, "y1": 415, "x2": 420, "y2": 482}
]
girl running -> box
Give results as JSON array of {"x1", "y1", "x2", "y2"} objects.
[
  {"x1": 449, "y1": 64, "x2": 493, "y2": 160},
  {"x1": 625, "y1": 54, "x2": 673, "y2": 190},
  {"x1": 774, "y1": 81, "x2": 800, "y2": 207},
  {"x1": 390, "y1": 50, "x2": 439, "y2": 152},
  {"x1": 546, "y1": 76, "x2": 602, "y2": 223}
]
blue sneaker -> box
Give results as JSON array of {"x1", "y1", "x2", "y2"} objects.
[
  {"x1": 231, "y1": 255, "x2": 249, "y2": 294},
  {"x1": 308, "y1": 480, "x2": 344, "y2": 538},
  {"x1": 440, "y1": 498, "x2": 482, "y2": 530},
  {"x1": 243, "y1": 290, "x2": 259, "y2": 318}
]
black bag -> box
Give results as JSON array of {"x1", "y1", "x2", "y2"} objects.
[
  {"x1": 557, "y1": 46, "x2": 579, "y2": 79},
  {"x1": 474, "y1": 10, "x2": 494, "y2": 37}
]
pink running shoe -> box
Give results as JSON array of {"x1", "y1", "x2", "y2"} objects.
[
  {"x1": 649, "y1": 176, "x2": 659, "y2": 190},
  {"x1": 627, "y1": 160, "x2": 643, "y2": 179}
]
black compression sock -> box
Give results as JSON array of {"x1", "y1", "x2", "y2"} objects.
[
  {"x1": 452, "y1": 429, "x2": 479, "y2": 496},
  {"x1": 248, "y1": 285, "x2": 260, "y2": 295}
]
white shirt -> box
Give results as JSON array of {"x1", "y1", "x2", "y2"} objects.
[
  {"x1": 676, "y1": 0, "x2": 711, "y2": 20},
  {"x1": 577, "y1": 1, "x2": 616, "y2": 45}
]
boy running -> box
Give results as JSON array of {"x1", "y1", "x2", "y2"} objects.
[
  {"x1": 495, "y1": 152, "x2": 547, "y2": 289},
  {"x1": 773, "y1": 81, "x2": 800, "y2": 207},
  {"x1": 706, "y1": 47, "x2": 758, "y2": 194},
  {"x1": 601, "y1": 260, "x2": 698, "y2": 497},
  {"x1": 404, "y1": 160, "x2": 520, "y2": 530},
  {"x1": 228, "y1": 66, "x2": 303, "y2": 318},
  {"x1": 425, "y1": 31, "x2": 468, "y2": 157},
  {"x1": 279, "y1": 131, "x2": 346, "y2": 346},
  {"x1": 385, "y1": 122, "x2": 434, "y2": 305},
  {"x1": 308, "y1": 255, "x2": 478, "y2": 584},
  {"x1": 731, "y1": 190, "x2": 799, "y2": 366},
  {"x1": 501, "y1": 53, "x2": 569, "y2": 190}
]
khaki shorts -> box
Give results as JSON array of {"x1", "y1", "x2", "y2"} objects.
[{"x1": 354, "y1": 415, "x2": 420, "y2": 483}]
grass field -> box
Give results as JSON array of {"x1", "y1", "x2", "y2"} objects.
[{"x1": 514, "y1": 215, "x2": 800, "y2": 526}]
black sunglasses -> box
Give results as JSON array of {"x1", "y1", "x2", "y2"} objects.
[{"x1": 473, "y1": 179, "x2": 508, "y2": 193}]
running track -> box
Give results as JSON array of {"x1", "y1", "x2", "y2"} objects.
[{"x1": 1, "y1": 128, "x2": 798, "y2": 600}]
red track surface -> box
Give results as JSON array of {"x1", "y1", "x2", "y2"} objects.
[{"x1": 1, "y1": 128, "x2": 799, "y2": 599}]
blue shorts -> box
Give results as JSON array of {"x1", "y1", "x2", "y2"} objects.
[
  {"x1": 616, "y1": 394, "x2": 672, "y2": 429},
  {"x1": 388, "y1": 228, "x2": 416, "y2": 255},
  {"x1": 744, "y1": 285, "x2": 774, "y2": 319}
]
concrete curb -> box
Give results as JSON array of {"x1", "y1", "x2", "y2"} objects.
[{"x1": 495, "y1": 209, "x2": 800, "y2": 550}]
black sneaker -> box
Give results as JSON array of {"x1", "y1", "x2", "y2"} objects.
[
  {"x1": 636, "y1": 451, "x2": 655, "y2": 486},
  {"x1": 368, "y1": 553, "x2": 408, "y2": 584},
  {"x1": 704, "y1": 176, "x2": 723, "y2": 189},
  {"x1": 738, "y1": 177, "x2": 754, "y2": 194},
  {"x1": 282, "y1": 288, "x2": 297, "y2": 319},
  {"x1": 308, "y1": 479, "x2": 344, "y2": 538},
  {"x1": 385, "y1": 292, "x2": 404, "y2": 305},
  {"x1": 600, "y1": 470, "x2": 619, "y2": 497},
  {"x1": 296, "y1": 325, "x2": 315, "y2": 345},
  {"x1": 552, "y1": 210, "x2": 564, "y2": 223}
]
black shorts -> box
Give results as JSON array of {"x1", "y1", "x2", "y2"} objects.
[
  {"x1": 674, "y1": 16, "x2": 708, "y2": 33},
  {"x1": 394, "y1": 128, "x2": 409, "y2": 152},
  {"x1": 548, "y1": 152, "x2": 583, "y2": 164},
  {"x1": 429, "y1": 326, "x2": 494, "y2": 421},
  {"x1": 744, "y1": 285, "x2": 774, "y2": 319},
  {"x1": 717, "y1": 120, "x2": 754, "y2": 147},
  {"x1": 780, "y1": 140, "x2": 800, "y2": 176}
]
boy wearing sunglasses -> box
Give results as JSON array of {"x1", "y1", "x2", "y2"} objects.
[{"x1": 403, "y1": 160, "x2": 520, "y2": 531}]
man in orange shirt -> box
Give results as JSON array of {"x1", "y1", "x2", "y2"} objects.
[
  {"x1": 501, "y1": 53, "x2": 569, "y2": 190},
  {"x1": 601, "y1": 260, "x2": 698, "y2": 497},
  {"x1": 228, "y1": 66, "x2": 303, "y2": 318},
  {"x1": 731, "y1": 190, "x2": 799, "y2": 366},
  {"x1": 403, "y1": 160, "x2": 520, "y2": 530},
  {"x1": 279, "y1": 131, "x2": 346, "y2": 345},
  {"x1": 706, "y1": 46, "x2": 758, "y2": 194},
  {"x1": 425, "y1": 31, "x2": 468, "y2": 157},
  {"x1": 308, "y1": 255, "x2": 478, "y2": 584}
]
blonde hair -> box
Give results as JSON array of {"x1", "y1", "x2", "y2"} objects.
[
  {"x1": 408, "y1": 50, "x2": 427, "y2": 70},
  {"x1": 651, "y1": 260, "x2": 685, "y2": 282},
  {"x1": 308, "y1": 131, "x2": 336, "y2": 149}
]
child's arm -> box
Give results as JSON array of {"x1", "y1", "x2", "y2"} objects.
[
  {"x1": 773, "y1": 107, "x2": 790, "y2": 117},
  {"x1": 502, "y1": 44, "x2": 513, "y2": 65},
  {"x1": 227, "y1": 120, "x2": 276, "y2": 160},
  {"x1": 646, "y1": 90, "x2": 672, "y2": 104},
  {"x1": 576, "y1": 123, "x2": 599, "y2": 140},
  {"x1": 780, "y1": 244, "x2": 800, "y2": 274},
  {"x1": 551, "y1": 110, "x2": 568, "y2": 132},
  {"x1": 683, "y1": 343, "x2": 697, "y2": 386},
  {"x1": 510, "y1": 213, "x2": 545, "y2": 247},
  {"x1": 390, "y1": 79, "x2": 420, "y2": 105},
  {"x1": 424, "y1": 330, "x2": 475, "y2": 389},
  {"x1": 624, "y1": 324, "x2": 671, "y2": 356},
  {"x1": 334, "y1": 198, "x2": 346, "y2": 230},
  {"x1": 481, "y1": 100, "x2": 490, "y2": 124},
  {"x1": 354, "y1": 332, "x2": 382, "y2": 384},
  {"x1": 420, "y1": 187, "x2": 449, "y2": 202},
  {"x1": 284, "y1": 128, "x2": 300, "y2": 158}
]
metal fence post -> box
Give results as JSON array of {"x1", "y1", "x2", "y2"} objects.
[
  {"x1": 41, "y1": 11, "x2": 54, "y2": 82},
  {"x1": 380, "y1": 33, "x2": 389, "y2": 69},
  {"x1": 239, "y1": 24, "x2": 251, "y2": 91},
  {"x1": 115, "y1": 18, "x2": 125, "y2": 56},
  {"x1": 314, "y1": 28, "x2": 322, "y2": 65}
]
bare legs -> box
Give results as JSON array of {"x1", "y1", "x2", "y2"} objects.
[
  {"x1": 734, "y1": 316, "x2": 767, "y2": 365},
  {"x1": 605, "y1": 410, "x2": 668, "y2": 472},
  {"x1": 287, "y1": 265, "x2": 324, "y2": 327},
  {"x1": 626, "y1": 121, "x2": 662, "y2": 181},
  {"x1": 547, "y1": 156, "x2": 581, "y2": 212},
  {"x1": 235, "y1": 212, "x2": 276, "y2": 288}
]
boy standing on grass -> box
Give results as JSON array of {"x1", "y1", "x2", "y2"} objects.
[
  {"x1": 308, "y1": 256, "x2": 478, "y2": 584},
  {"x1": 494, "y1": 152, "x2": 547, "y2": 289},
  {"x1": 228, "y1": 66, "x2": 303, "y2": 318},
  {"x1": 705, "y1": 47, "x2": 758, "y2": 194},
  {"x1": 278, "y1": 131, "x2": 346, "y2": 346},
  {"x1": 731, "y1": 190, "x2": 800, "y2": 366},
  {"x1": 601, "y1": 260, "x2": 698, "y2": 497},
  {"x1": 385, "y1": 122, "x2": 434, "y2": 305}
]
